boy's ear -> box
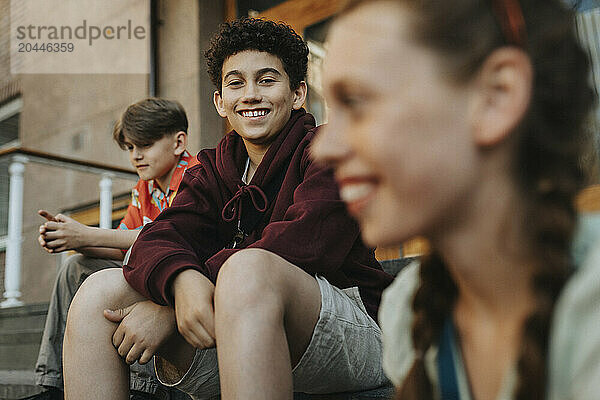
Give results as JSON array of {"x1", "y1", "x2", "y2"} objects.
[
  {"x1": 173, "y1": 131, "x2": 187, "y2": 156},
  {"x1": 469, "y1": 47, "x2": 532, "y2": 147},
  {"x1": 213, "y1": 91, "x2": 228, "y2": 118},
  {"x1": 292, "y1": 81, "x2": 308, "y2": 110}
]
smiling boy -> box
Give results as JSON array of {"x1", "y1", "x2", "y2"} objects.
[
  {"x1": 63, "y1": 19, "x2": 392, "y2": 399},
  {"x1": 33, "y1": 98, "x2": 197, "y2": 400}
]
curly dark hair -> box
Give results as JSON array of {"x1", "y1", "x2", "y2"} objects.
[{"x1": 205, "y1": 18, "x2": 309, "y2": 92}]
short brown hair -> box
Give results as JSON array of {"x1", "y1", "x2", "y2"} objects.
[{"x1": 113, "y1": 98, "x2": 188, "y2": 150}]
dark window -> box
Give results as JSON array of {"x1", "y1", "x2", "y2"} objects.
[{"x1": 0, "y1": 113, "x2": 19, "y2": 147}]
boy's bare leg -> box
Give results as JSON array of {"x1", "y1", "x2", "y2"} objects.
[
  {"x1": 214, "y1": 249, "x2": 321, "y2": 400},
  {"x1": 63, "y1": 268, "x2": 193, "y2": 399},
  {"x1": 63, "y1": 268, "x2": 143, "y2": 399}
]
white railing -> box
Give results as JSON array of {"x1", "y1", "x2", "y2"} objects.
[{"x1": 0, "y1": 148, "x2": 138, "y2": 308}]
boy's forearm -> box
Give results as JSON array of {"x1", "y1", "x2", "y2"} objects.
[
  {"x1": 86, "y1": 227, "x2": 140, "y2": 250},
  {"x1": 78, "y1": 247, "x2": 126, "y2": 261}
]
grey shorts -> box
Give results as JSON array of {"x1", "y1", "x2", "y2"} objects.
[{"x1": 154, "y1": 275, "x2": 387, "y2": 398}]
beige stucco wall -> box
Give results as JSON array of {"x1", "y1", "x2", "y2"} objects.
[
  {"x1": 157, "y1": 0, "x2": 202, "y2": 155},
  {"x1": 157, "y1": 0, "x2": 224, "y2": 153},
  {"x1": 20, "y1": 75, "x2": 148, "y2": 167}
]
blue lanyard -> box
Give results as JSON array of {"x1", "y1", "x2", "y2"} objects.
[{"x1": 437, "y1": 318, "x2": 460, "y2": 400}]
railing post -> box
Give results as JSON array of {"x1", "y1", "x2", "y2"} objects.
[
  {"x1": 1, "y1": 155, "x2": 27, "y2": 308},
  {"x1": 99, "y1": 174, "x2": 113, "y2": 229}
]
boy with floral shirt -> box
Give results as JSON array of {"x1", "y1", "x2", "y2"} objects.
[{"x1": 33, "y1": 98, "x2": 198, "y2": 400}]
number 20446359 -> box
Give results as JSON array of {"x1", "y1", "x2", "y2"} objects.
[{"x1": 17, "y1": 42, "x2": 74, "y2": 52}]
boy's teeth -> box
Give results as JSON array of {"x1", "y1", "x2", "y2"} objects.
[
  {"x1": 339, "y1": 183, "x2": 374, "y2": 202},
  {"x1": 242, "y1": 110, "x2": 267, "y2": 117}
]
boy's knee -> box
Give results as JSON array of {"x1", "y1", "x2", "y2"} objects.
[
  {"x1": 217, "y1": 249, "x2": 277, "y2": 289},
  {"x1": 215, "y1": 249, "x2": 284, "y2": 313},
  {"x1": 79, "y1": 267, "x2": 121, "y2": 290},
  {"x1": 69, "y1": 268, "x2": 126, "y2": 316}
]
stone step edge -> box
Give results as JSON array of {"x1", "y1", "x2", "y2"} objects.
[
  {"x1": 0, "y1": 328, "x2": 44, "y2": 345},
  {"x1": 0, "y1": 303, "x2": 49, "y2": 318}
]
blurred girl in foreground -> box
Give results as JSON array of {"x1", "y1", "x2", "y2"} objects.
[{"x1": 313, "y1": 0, "x2": 598, "y2": 398}]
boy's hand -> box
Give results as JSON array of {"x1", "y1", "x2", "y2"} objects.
[
  {"x1": 172, "y1": 269, "x2": 216, "y2": 349},
  {"x1": 38, "y1": 210, "x2": 57, "y2": 252},
  {"x1": 104, "y1": 300, "x2": 176, "y2": 365},
  {"x1": 38, "y1": 211, "x2": 92, "y2": 253},
  {"x1": 38, "y1": 210, "x2": 58, "y2": 222}
]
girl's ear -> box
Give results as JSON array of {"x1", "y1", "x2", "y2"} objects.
[
  {"x1": 173, "y1": 131, "x2": 187, "y2": 156},
  {"x1": 469, "y1": 47, "x2": 533, "y2": 147}
]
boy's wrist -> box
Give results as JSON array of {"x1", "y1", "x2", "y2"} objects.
[
  {"x1": 172, "y1": 269, "x2": 211, "y2": 301},
  {"x1": 172, "y1": 269, "x2": 193, "y2": 298},
  {"x1": 84, "y1": 225, "x2": 101, "y2": 248}
]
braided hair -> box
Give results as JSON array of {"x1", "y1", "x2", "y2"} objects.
[{"x1": 337, "y1": 0, "x2": 596, "y2": 398}]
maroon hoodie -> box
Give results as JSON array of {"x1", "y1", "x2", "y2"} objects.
[{"x1": 123, "y1": 109, "x2": 393, "y2": 321}]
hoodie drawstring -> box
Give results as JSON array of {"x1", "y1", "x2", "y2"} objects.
[{"x1": 221, "y1": 184, "x2": 268, "y2": 223}]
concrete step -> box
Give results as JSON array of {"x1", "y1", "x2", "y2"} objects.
[
  {"x1": 0, "y1": 329, "x2": 44, "y2": 371},
  {"x1": 0, "y1": 304, "x2": 47, "y2": 332},
  {"x1": 0, "y1": 303, "x2": 47, "y2": 372},
  {"x1": 0, "y1": 303, "x2": 48, "y2": 397}
]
